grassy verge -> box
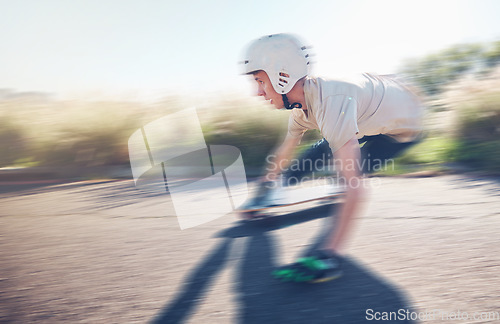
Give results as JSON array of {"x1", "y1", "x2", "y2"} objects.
[
  {"x1": 2, "y1": 69, "x2": 499, "y2": 178},
  {"x1": 374, "y1": 137, "x2": 458, "y2": 176}
]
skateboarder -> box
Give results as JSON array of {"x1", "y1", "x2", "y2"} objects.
[{"x1": 242, "y1": 33, "x2": 424, "y2": 283}]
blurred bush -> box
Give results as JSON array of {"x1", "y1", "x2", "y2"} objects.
[
  {"x1": 401, "y1": 40, "x2": 500, "y2": 96},
  {"x1": 3, "y1": 78, "x2": 499, "y2": 176},
  {"x1": 392, "y1": 68, "x2": 500, "y2": 175},
  {"x1": 392, "y1": 39, "x2": 500, "y2": 175},
  {"x1": 0, "y1": 93, "x2": 317, "y2": 174},
  {"x1": 200, "y1": 99, "x2": 321, "y2": 171},
  {"x1": 2, "y1": 39, "x2": 498, "y2": 177},
  {"x1": 0, "y1": 115, "x2": 30, "y2": 167},
  {"x1": 200, "y1": 100, "x2": 287, "y2": 170},
  {"x1": 395, "y1": 137, "x2": 458, "y2": 166},
  {"x1": 444, "y1": 69, "x2": 500, "y2": 173},
  {"x1": 0, "y1": 94, "x2": 145, "y2": 169}
]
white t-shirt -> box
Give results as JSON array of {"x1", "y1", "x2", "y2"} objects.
[{"x1": 288, "y1": 73, "x2": 424, "y2": 152}]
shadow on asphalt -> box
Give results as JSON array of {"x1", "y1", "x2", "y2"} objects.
[
  {"x1": 0, "y1": 180, "x2": 123, "y2": 196},
  {"x1": 0, "y1": 181, "x2": 72, "y2": 195},
  {"x1": 449, "y1": 174, "x2": 500, "y2": 197},
  {"x1": 0, "y1": 180, "x2": 170, "y2": 214},
  {"x1": 152, "y1": 205, "x2": 416, "y2": 323}
]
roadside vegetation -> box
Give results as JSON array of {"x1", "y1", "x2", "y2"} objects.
[
  {"x1": 390, "y1": 39, "x2": 500, "y2": 175},
  {"x1": 1, "y1": 40, "x2": 499, "y2": 177}
]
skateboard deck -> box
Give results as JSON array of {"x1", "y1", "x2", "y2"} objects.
[{"x1": 238, "y1": 184, "x2": 344, "y2": 214}]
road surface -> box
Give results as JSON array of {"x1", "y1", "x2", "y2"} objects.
[{"x1": 1, "y1": 175, "x2": 499, "y2": 323}]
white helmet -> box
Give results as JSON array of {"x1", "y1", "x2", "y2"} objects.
[{"x1": 242, "y1": 33, "x2": 311, "y2": 95}]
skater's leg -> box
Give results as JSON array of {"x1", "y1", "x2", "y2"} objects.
[{"x1": 359, "y1": 135, "x2": 421, "y2": 174}]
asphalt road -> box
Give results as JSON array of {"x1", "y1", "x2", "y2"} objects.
[{"x1": 1, "y1": 175, "x2": 500, "y2": 323}]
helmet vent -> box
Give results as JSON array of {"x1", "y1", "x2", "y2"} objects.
[{"x1": 278, "y1": 72, "x2": 290, "y2": 89}]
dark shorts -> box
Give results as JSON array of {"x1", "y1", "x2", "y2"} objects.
[{"x1": 283, "y1": 135, "x2": 420, "y2": 182}]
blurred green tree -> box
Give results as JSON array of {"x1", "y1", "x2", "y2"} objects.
[
  {"x1": 401, "y1": 40, "x2": 499, "y2": 96},
  {"x1": 482, "y1": 40, "x2": 500, "y2": 69}
]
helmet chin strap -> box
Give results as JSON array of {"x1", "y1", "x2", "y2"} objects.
[{"x1": 282, "y1": 94, "x2": 302, "y2": 110}]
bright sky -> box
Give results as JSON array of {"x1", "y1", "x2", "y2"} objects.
[{"x1": 1, "y1": 0, "x2": 499, "y2": 100}]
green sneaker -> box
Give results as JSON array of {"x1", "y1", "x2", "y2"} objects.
[{"x1": 272, "y1": 250, "x2": 343, "y2": 283}]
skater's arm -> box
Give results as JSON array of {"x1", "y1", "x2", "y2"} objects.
[
  {"x1": 263, "y1": 135, "x2": 302, "y2": 182},
  {"x1": 324, "y1": 136, "x2": 365, "y2": 253}
]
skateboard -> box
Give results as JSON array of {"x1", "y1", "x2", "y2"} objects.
[{"x1": 238, "y1": 183, "x2": 344, "y2": 219}]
